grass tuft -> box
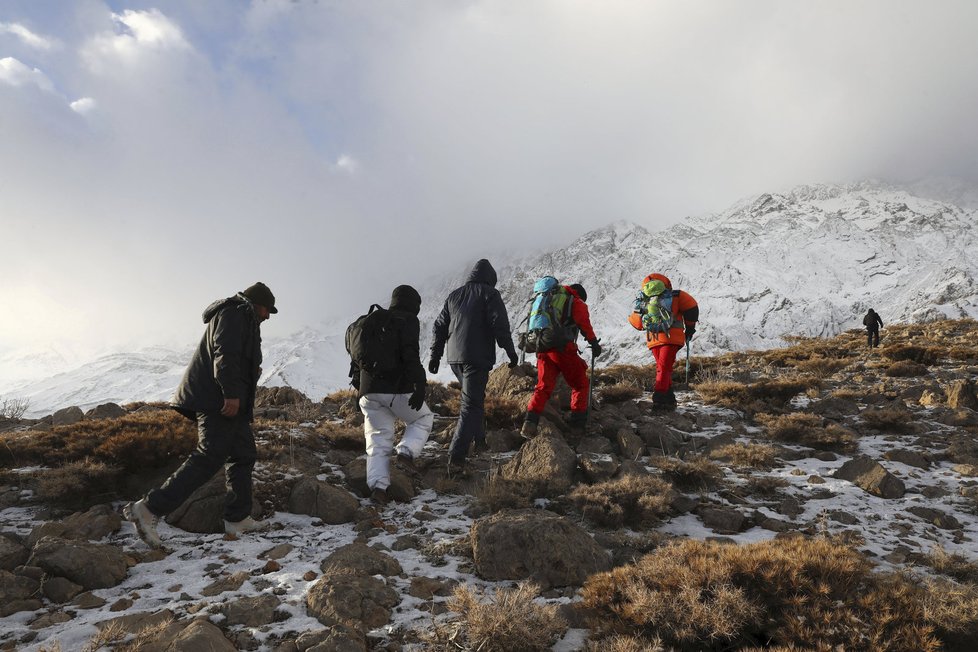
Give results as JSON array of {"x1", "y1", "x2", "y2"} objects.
[{"x1": 569, "y1": 475, "x2": 674, "y2": 528}]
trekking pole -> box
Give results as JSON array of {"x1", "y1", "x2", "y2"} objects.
[
  {"x1": 685, "y1": 340, "x2": 691, "y2": 386},
  {"x1": 586, "y1": 347, "x2": 596, "y2": 432}
]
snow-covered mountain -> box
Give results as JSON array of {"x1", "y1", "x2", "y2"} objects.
[{"x1": 4, "y1": 181, "x2": 977, "y2": 417}]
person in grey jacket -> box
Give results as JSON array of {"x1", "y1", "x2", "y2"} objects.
[
  {"x1": 429, "y1": 259, "x2": 518, "y2": 476},
  {"x1": 124, "y1": 282, "x2": 276, "y2": 548}
]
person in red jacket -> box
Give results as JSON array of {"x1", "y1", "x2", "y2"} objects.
[
  {"x1": 628, "y1": 273, "x2": 698, "y2": 410},
  {"x1": 521, "y1": 283, "x2": 601, "y2": 438}
]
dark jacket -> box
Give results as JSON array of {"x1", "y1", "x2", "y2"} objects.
[
  {"x1": 171, "y1": 295, "x2": 263, "y2": 419},
  {"x1": 431, "y1": 259, "x2": 517, "y2": 368},
  {"x1": 355, "y1": 285, "x2": 427, "y2": 395},
  {"x1": 863, "y1": 310, "x2": 884, "y2": 330}
]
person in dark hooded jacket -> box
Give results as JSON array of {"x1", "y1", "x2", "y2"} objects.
[
  {"x1": 429, "y1": 259, "x2": 518, "y2": 476},
  {"x1": 863, "y1": 308, "x2": 884, "y2": 348},
  {"x1": 353, "y1": 285, "x2": 433, "y2": 505},
  {"x1": 124, "y1": 282, "x2": 275, "y2": 549}
]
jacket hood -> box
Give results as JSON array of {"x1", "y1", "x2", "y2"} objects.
[
  {"x1": 466, "y1": 259, "x2": 497, "y2": 287},
  {"x1": 390, "y1": 285, "x2": 422, "y2": 316},
  {"x1": 202, "y1": 296, "x2": 247, "y2": 323},
  {"x1": 643, "y1": 273, "x2": 672, "y2": 290}
]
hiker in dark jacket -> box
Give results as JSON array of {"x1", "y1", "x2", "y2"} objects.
[
  {"x1": 353, "y1": 285, "x2": 433, "y2": 505},
  {"x1": 863, "y1": 308, "x2": 884, "y2": 348},
  {"x1": 124, "y1": 282, "x2": 276, "y2": 548},
  {"x1": 429, "y1": 259, "x2": 518, "y2": 477}
]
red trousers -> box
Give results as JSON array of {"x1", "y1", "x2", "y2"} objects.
[
  {"x1": 652, "y1": 344, "x2": 682, "y2": 392},
  {"x1": 527, "y1": 348, "x2": 590, "y2": 414}
]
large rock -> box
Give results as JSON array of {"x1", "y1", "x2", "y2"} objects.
[
  {"x1": 43, "y1": 576, "x2": 83, "y2": 603},
  {"x1": 471, "y1": 509, "x2": 610, "y2": 589},
  {"x1": 158, "y1": 618, "x2": 236, "y2": 651},
  {"x1": 320, "y1": 543, "x2": 402, "y2": 577},
  {"x1": 30, "y1": 536, "x2": 130, "y2": 590},
  {"x1": 946, "y1": 380, "x2": 978, "y2": 411},
  {"x1": 289, "y1": 478, "x2": 360, "y2": 524},
  {"x1": 907, "y1": 506, "x2": 963, "y2": 530},
  {"x1": 833, "y1": 456, "x2": 905, "y2": 499},
  {"x1": 500, "y1": 430, "x2": 577, "y2": 495},
  {"x1": 223, "y1": 594, "x2": 282, "y2": 626},
  {"x1": 306, "y1": 573, "x2": 400, "y2": 632},
  {"x1": 0, "y1": 569, "x2": 42, "y2": 616},
  {"x1": 615, "y1": 429, "x2": 646, "y2": 460},
  {"x1": 164, "y1": 474, "x2": 258, "y2": 534},
  {"x1": 341, "y1": 458, "x2": 415, "y2": 501},
  {"x1": 697, "y1": 507, "x2": 749, "y2": 534},
  {"x1": 52, "y1": 406, "x2": 84, "y2": 426},
  {"x1": 883, "y1": 449, "x2": 931, "y2": 470},
  {"x1": 485, "y1": 363, "x2": 536, "y2": 401},
  {"x1": 27, "y1": 504, "x2": 122, "y2": 547},
  {"x1": 0, "y1": 534, "x2": 29, "y2": 571},
  {"x1": 86, "y1": 403, "x2": 127, "y2": 420}
]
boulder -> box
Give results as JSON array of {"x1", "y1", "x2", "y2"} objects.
[
  {"x1": 159, "y1": 618, "x2": 236, "y2": 651},
  {"x1": 306, "y1": 573, "x2": 399, "y2": 632},
  {"x1": 615, "y1": 429, "x2": 646, "y2": 460},
  {"x1": 289, "y1": 478, "x2": 360, "y2": 524},
  {"x1": 697, "y1": 507, "x2": 749, "y2": 534},
  {"x1": 500, "y1": 431, "x2": 577, "y2": 495},
  {"x1": 319, "y1": 543, "x2": 402, "y2": 577},
  {"x1": 486, "y1": 428, "x2": 523, "y2": 453},
  {"x1": 953, "y1": 464, "x2": 978, "y2": 477},
  {"x1": 201, "y1": 571, "x2": 249, "y2": 597},
  {"x1": 0, "y1": 569, "x2": 42, "y2": 616},
  {"x1": 0, "y1": 533, "x2": 29, "y2": 571},
  {"x1": 223, "y1": 594, "x2": 282, "y2": 627},
  {"x1": 471, "y1": 509, "x2": 610, "y2": 589},
  {"x1": 341, "y1": 458, "x2": 414, "y2": 501},
  {"x1": 576, "y1": 436, "x2": 614, "y2": 455},
  {"x1": 947, "y1": 380, "x2": 978, "y2": 411},
  {"x1": 30, "y1": 537, "x2": 129, "y2": 590},
  {"x1": 883, "y1": 449, "x2": 931, "y2": 470},
  {"x1": 165, "y1": 474, "x2": 258, "y2": 534},
  {"x1": 907, "y1": 506, "x2": 962, "y2": 530},
  {"x1": 27, "y1": 504, "x2": 122, "y2": 547},
  {"x1": 96, "y1": 609, "x2": 175, "y2": 634},
  {"x1": 578, "y1": 453, "x2": 619, "y2": 483},
  {"x1": 810, "y1": 396, "x2": 861, "y2": 419},
  {"x1": 485, "y1": 363, "x2": 537, "y2": 401},
  {"x1": 52, "y1": 406, "x2": 84, "y2": 426},
  {"x1": 295, "y1": 626, "x2": 366, "y2": 652},
  {"x1": 86, "y1": 403, "x2": 127, "y2": 420},
  {"x1": 43, "y1": 576, "x2": 83, "y2": 603},
  {"x1": 257, "y1": 385, "x2": 311, "y2": 406},
  {"x1": 833, "y1": 456, "x2": 905, "y2": 499}
]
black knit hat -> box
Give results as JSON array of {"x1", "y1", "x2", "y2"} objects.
[
  {"x1": 569, "y1": 283, "x2": 587, "y2": 302},
  {"x1": 242, "y1": 282, "x2": 278, "y2": 313}
]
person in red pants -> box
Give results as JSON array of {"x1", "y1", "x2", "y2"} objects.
[
  {"x1": 521, "y1": 283, "x2": 601, "y2": 438},
  {"x1": 628, "y1": 273, "x2": 698, "y2": 411}
]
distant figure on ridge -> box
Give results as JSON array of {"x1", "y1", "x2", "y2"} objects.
[
  {"x1": 518, "y1": 279, "x2": 601, "y2": 439},
  {"x1": 429, "y1": 259, "x2": 518, "y2": 478},
  {"x1": 863, "y1": 308, "x2": 884, "y2": 348},
  {"x1": 629, "y1": 273, "x2": 698, "y2": 411},
  {"x1": 346, "y1": 285, "x2": 433, "y2": 506},
  {"x1": 125, "y1": 282, "x2": 277, "y2": 548}
]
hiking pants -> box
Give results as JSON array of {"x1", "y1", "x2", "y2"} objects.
[
  {"x1": 527, "y1": 349, "x2": 589, "y2": 415},
  {"x1": 359, "y1": 393, "x2": 433, "y2": 491},
  {"x1": 146, "y1": 411, "x2": 256, "y2": 522},
  {"x1": 652, "y1": 344, "x2": 682, "y2": 393},
  {"x1": 448, "y1": 363, "x2": 490, "y2": 465},
  {"x1": 867, "y1": 327, "x2": 880, "y2": 348}
]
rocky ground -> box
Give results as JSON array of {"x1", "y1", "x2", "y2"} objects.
[{"x1": 1, "y1": 320, "x2": 977, "y2": 651}]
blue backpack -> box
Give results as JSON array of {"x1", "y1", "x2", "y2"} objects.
[{"x1": 518, "y1": 276, "x2": 575, "y2": 353}]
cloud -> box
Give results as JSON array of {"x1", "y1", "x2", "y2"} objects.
[
  {"x1": 82, "y1": 8, "x2": 190, "y2": 72},
  {"x1": 0, "y1": 56, "x2": 54, "y2": 92},
  {"x1": 69, "y1": 96, "x2": 96, "y2": 115},
  {"x1": 0, "y1": 21, "x2": 58, "y2": 50}
]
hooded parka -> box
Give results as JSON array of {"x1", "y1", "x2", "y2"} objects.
[{"x1": 355, "y1": 285, "x2": 427, "y2": 395}]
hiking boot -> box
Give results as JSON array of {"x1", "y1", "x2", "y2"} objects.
[
  {"x1": 568, "y1": 412, "x2": 587, "y2": 438},
  {"x1": 446, "y1": 460, "x2": 467, "y2": 480},
  {"x1": 521, "y1": 411, "x2": 540, "y2": 439},
  {"x1": 123, "y1": 498, "x2": 162, "y2": 549},
  {"x1": 224, "y1": 516, "x2": 266, "y2": 535},
  {"x1": 370, "y1": 487, "x2": 390, "y2": 506},
  {"x1": 395, "y1": 451, "x2": 416, "y2": 473}
]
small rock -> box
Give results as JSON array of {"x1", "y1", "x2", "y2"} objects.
[
  {"x1": 259, "y1": 544, "x2": 294, "y2": 561},
  {"x1": 262, "y1": 560, "x2": 282, "y2": 574},
  {"x1": 907, "y1": 506, "x2": 963, "y2": 530},
  {"x1": 201, "y1": 571, "x2": 249, "y2": 597},
  {"x1": 303, "y1": 571, "x2": 318, "y2": 582},
  {"x1": 30, "y1": 611, "x2": 72, "y2": 630},
  {"x1": 74, "y1": 591, "x2": 107, "y2": 609},
  {"x1": 43, "y1": 576, "x2": 83, "y2": 603},
  {"x1": 698, "y1": 507, "x2": 748, "y2": 534},
  {"x1": 834, "y1": 456, "x2": 905, "y2": 499},
  {"x1": 224, "y1": 594, "x2": 281, "y2": 627},
  {"x1": 110, "y1": 598, "x2": 133, "y2": 611}
]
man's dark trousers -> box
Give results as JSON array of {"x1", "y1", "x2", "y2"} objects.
[
  {"x1": 448, "y1": 363, "x2": 489, "y2": 464},
  {"x1": 146, "y1": 412, "x2": 256, "y2": 522},
  {"x1": 867, "y1": 328, "x2": 880, "y2": 348}
]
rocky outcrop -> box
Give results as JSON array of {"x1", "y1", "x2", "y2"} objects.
[
  {"x1": 27, "y1": 504, "x2": 122, "y2": 547},
  {"x1": 86, "y1": 403, "x2": 127, "y2": 420},
  {"x1": 946, "y1": 380, "x2": 978, "y2": 410},
  {"x1": 319, "y1": 543, "x2": 402, "y2": 577},
  {"x1": 0, "y1": 569, "x2": 42, "y2": 616},
  {"x1": 51, "y1": 406, "x2": 84, "y2": 426},
  {"x1": 471, "y1": 509, "x2": 610, "y2": 589},
  {"x1": 223, "y1": 594, "x2": 282, "y2": 627},
  {"x1": 0, "y1": 533, "x2": 29, "y2": 571},
  {"x1": 289, "y1": 477, "x2": 360, "y2": 524},
  {"x1": 500, "y1": 428, "x2": 578, "y2": 495},
  {"x1": 834, "y1": 456, "x2": 905, "y2": 499},
  {"x1": 29, "y1": 537, "x2": 130, "y2": 590}
]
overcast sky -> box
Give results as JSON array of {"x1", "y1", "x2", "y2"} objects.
[{"x1": 2, "y1": 0, "x2": 977, "y2": 353}]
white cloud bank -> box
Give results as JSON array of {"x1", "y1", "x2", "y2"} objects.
[{"x1": 0, "y1": 21, "x2": 58, "y2": 50}]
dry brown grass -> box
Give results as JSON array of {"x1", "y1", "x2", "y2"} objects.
[
  {"x1": 599, "y1": 383, "x2": 644, "y2": 404},
  {"x1": 789, "y1": 356, "x2": 852, "y2": 378},
  {"x1": 882, "y1": 344, "x2": 941, "y2": 365},
  {"x1": 693, "y1": 377, "x2": 815, "y2": 414},
  {"x1": 585, "y1": 634, "x2": 667, "y2": 651},
  {"x1": 484, "y1": 396, "x2": 524, "y2": 431},
  {"x1": 580, "y1": 536, "x2": 975, "y2": 651},
  {"x1": 756, "y1": 412, "x2": 857, "y2": 452},
  {"x1": 36, "y1": 459, "x2": 121, "y2": 507},
  {"x1": 743, "y1": 475, "x2": 790, "y2": 497},
  {"x1": 884, "y1": 360, "x2": 930, "y2": 377},
  {"x1": 315, "y1": 421, "x2": 364, "y2": 450},
  {"x1": 860, "y1": 404, "x2": 917, "y2": 434},
  {"x1": 569, "y1": 475, "x2": 674, "y2": 529},
  {"x1": 921, "y1": 546, "x2": 978, "y2": 585},
  {"x1": 475, "y1": 475, "x2": 539, "y2": 513},
  {"x1": 948, "y1": 345, "x2": 978, "y2": 363},
  {"x1": 600, "y1": 364, "x2": 657, "y2": 389},
  {"x1": 709, "y1": 443, "x2": 779, "y2": 469},
  {"x1": 649, "y1": 455, "x2": 723, "y2": 491},
  {"x1": 423, "y1": 582, "x2": 567, "y2": 651},
  {"x1": 0, "y1": 410, "x2": 196, "y2": 470}
]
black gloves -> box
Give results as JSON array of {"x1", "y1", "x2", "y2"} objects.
[
  {"x1": 588, "y1": 339, "x2": 602, "y2": 358},
  {"x1": 685, "y1": 327, "x2": 695, "y2": 343},
  {"x1": 507, "y1": 350, "x2": 519, "y2": 368},
  {"x1": 408, "y1": 383, "x2": 426, "y2": 411},
  {"x1": 428, "y1": 357, "x2": 440, "y2": 375}
]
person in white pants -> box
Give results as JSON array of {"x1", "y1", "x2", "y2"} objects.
[
  {"x1": 349, "y1": 285, "x2": 433, "y2": 505},
  {"x1": 360, "y1": 394, "x2": 433, "y2": 495}
]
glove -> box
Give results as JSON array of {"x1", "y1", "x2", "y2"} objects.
[
  {"x1": 685, "y1": 327, "x2": 695, "y2": 343},
  {"x1": 507, "y1": 350, "x2": 519, "y2": 368},
  {"x1": 408, "y1": 383, "x2": 426, "y2": 411},
  {"x1": 588, "y1": 338, "x2": 602, "y2": 358},
  {"x1": 428, "y1": 358, "x2": 440, "y2": 375}
]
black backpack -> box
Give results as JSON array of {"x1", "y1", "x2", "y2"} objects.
[{"x1": 345, "y1": 305, "x2": 402, "y2": 380}]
